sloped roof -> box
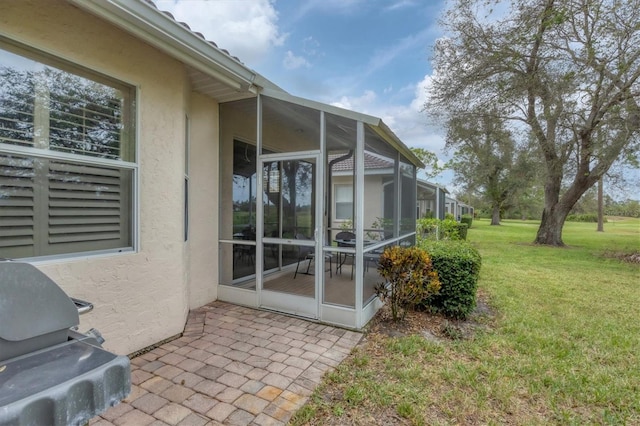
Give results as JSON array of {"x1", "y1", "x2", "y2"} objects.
[
  {"x1": 140, "y1": 0, "x2": 243, "y2": 63},
  {"x1": 328, "y1": 152, "x2": 394, "y2": 172},
  {"x1": 69, "y1": 0, "x2": 284, "y2": 102}
]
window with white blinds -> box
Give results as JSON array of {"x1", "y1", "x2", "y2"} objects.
[{"x1": 0, "y1": 38, "x2": 135, "y2": 259}]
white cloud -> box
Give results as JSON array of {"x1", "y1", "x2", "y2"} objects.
[
  {"x1": 153, "y1": 0, "x2": 286, "y2": 64},
  {"x1": 330, "y1": 90, "x2": 377, "y2": 111},
  {"x1": 384, "y1": 0, "x2": 419, "y2": 12},
  {"x1": 302, "y1": 36, "x2": 321, "y2": 57},
  {"x1": 327, "y1": 75, "x2": 451, "y2": 184},
  {"x1": 283, "y1": 51, "x2": 310, "y2": 70},
  {"x1": 330, "y1": 77, "x2": 442, "y2": 150},
  {"x1": 291, "y1": 0, "x2": 365, "y2": 21}
]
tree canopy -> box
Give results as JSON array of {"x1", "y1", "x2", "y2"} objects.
[
  {"x1": 446, "y1": 111, "x2": 539, "y2": 225},
  {"x1": 426, "y1": 0, "x2": 640, "y2": 245}
]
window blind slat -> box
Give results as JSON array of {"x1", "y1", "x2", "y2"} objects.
[
  {"x1": 1, "y1": 227, "x2": 35, "y2": 237},
  {"x1": 49, "y1": 208, "x2": 120, "y2": 217},
  {"x1": 0, "y1": 217, "x2": 34, "y2": 226},
  {"x1": 49, "y1": 162, "x2": 122, "y2": 177},
  {"x1": 49, "y1": 190, "x2": 121, "y2": 201},
  {"x1": 49, "y1": 224, "x2": 121, "y2": 235},
  {"x1": 0, "y1": 236, "x2": 34, "y2": 248},
  {"x1": 49, "y1": 199, "x2": 120, "y2": 208},
  {"x1": 47, "y1": 160, "x2": 126, "y2": 249},
  {"x1": 49, "y1": 232, "x2": 120, "y2": 244},
  {"x1": 0, "y1": 198, "x2": 34, "y2": 207},
  {"x1": 49, "y1": 216, "x2": 119, "y2": 225},
  {"x1": 0, "y1": 153, "x2": 35, "y2": 255},
  {"x1": 0, "y1": 207, "x2": 34, "y2": 217}
]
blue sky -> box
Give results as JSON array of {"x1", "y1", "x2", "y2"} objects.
[{"x1": 154, "y1": 0, "x2": 451, "y2": 185}]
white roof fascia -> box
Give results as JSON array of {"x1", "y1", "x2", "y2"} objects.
[
  {"x1": 261, "y1": 88, "x2": 424, "y2": 168},
  {"x1": 68, "y1": 0, "x2": 260, "y2": 93},
  {"x1": 418, "y1": 179, "x2": 447, "y2": 192}
]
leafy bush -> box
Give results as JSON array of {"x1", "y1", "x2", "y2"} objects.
[
  {"x1": 417, "y1": 218, "x2": 468, "y2": 241},
  {"x1": 454, "y1": 222, "x2": 468, "y2": 240},
  {"x1": 419, "y1": 240, "x2": 481, "y2": 319},
  {"x1": 375, "y1": 246, "x2": 441, "y2": 321},
  {"x1": 416, "y1": 218, "x2": 439, "y2": 240},
  {"x1": 445, "y1": 213, "x2": 455, "y2": 220},
  {"x1": 566, "y1": 213, "x2": 607, "y2": 223},
  {"x1": 460, "y1": 214, "x2": 473, "y2": 229}
]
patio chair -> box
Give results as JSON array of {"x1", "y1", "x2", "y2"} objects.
[
  {"x1": 294, "y1": 234, "x2": 332, "y2": 278},
  {"x1": 335, "y1": 231, "x2": 356, "y2": 279},
  {"x1": 233, "y1": 227, "x2": 256, "y2": 266}
]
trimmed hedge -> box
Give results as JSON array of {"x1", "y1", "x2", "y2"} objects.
[
  {"x1": 419, "y1": 240, "x2": 481, "y2": 319},
  {"x1": 460, "y1": 214, "x2": 473, "y2": 229}
]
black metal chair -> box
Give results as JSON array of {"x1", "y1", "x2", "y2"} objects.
[
  {"x1": 233, "y1": 227, "x2": 256, "y2": 266},
  {"x1": 294, "y1": 234, "x2": 332, "y2": 278},
  {"x1": 335, "y1": 231, "x2": 356, "y2": 279}
]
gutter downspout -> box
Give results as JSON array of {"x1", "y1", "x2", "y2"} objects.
[{"x1": 327, "y1": 150, "x2": 353, "y2": 242}]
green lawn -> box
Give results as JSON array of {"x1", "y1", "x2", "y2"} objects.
[{"x1": 292, "y1": 218, "x2": 640, "y2": 425}]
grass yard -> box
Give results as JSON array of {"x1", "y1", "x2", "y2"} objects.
[{"x1": 291, "y1": 218, "x2": 640, "y2": 425}]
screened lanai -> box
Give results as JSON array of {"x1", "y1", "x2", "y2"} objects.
[{"x1": 217, "y1": 89, "x2": 422, "y2": 329}]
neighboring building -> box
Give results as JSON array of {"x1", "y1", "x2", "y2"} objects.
[
  {"x1": 0, "y1": 0, "x2": 423, "y2": 355},
  {"x1": 445, "y1": 196, "x2": 474, "y2": 220},
  {"x1": 417, "y1": 180, "x2": 448, "y2": 220}
]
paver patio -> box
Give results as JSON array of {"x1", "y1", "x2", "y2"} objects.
[{"x1": 91, "y1": 301, "x2": 362, "y2": 425}]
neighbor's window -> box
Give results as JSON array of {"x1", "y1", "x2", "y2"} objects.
[
  {"x1": 0, "y1": 38, "x2": 136, "y2": 259},
  {"x1": 335, "y1": 184, "x2": 353, "y2": 221}
]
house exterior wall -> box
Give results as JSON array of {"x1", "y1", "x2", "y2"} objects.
[
  {"x1": 187, "y1": 93, "x2": 220, "y2": 307},
  {"x1": 0, "y1": 0, "x2": 206, "y2": 355},
  {"x1": 331, "y1": 175, "x2": 383, "y2": 233}
]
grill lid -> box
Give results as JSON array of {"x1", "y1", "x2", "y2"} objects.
[{"x1": 0, "y1": 262, "x2": 79, "y2": 342}]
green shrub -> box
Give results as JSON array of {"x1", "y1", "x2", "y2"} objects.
[
  {"x1": 566, "y1": 213, "x2": 607, "y2": 223},
  {"x1": 419, "y1": 240, "x2": 481, "y2": 319},
  {"x1": 453, "y1": 222, "x2": 468, "y2": 240},
  {"x1": 460, "y1": 214, "x2": 473, "y2": 229},
  {"x1": 416, "y1": 218, "x2": 439, "y2": 240},
  {"x1": 417, "y1": 218, "x2": 468, "y2": 241},
  {"x1": 375, "y1": 246, "x2": 441, "y2": 321},
  {"x1": 445, "y1": 213, "x2": 455, "y2": 221}
]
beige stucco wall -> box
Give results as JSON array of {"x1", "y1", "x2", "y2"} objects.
[
  {"x1": 331, "y1": 175, "x2": 384, "y2": 233},
  {"x1": 0, "y1": 0, "x2": 200, "y2": 355},
  {"x1": 187, "y1": 92, "x2": 219, "y2": 306}
]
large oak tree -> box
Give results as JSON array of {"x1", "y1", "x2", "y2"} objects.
[
  {"x1": 426, "y1": 0, "x2": 640, "y2": 245},
  {"x1": 446, "y1": 113, "x2": 539, "y2": 225}
]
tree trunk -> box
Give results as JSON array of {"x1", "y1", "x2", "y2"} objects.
[
  {"x1": 597, "y1": 177, "x2": 604, "y2": 232},
  {"x1": 534, "y1": 207, "x2": 568, "y2": 246},
  {"x1": 534, "y1": 174, "x2": 567, "y2": 246},
  {"x1": 491, "y1": 204, "x2": 501, "y2": 225},
  {"x1": 535, "y1": 172, "x2": 590, "y2": 246}
]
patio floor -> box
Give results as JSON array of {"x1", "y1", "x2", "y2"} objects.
[{"x1": 90, "y1": 301, "x2": 362, "y2": 426}]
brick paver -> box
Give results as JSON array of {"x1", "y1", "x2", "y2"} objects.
[{"x1": 94, "y1": 301, "x2": 362, "y2": 425}]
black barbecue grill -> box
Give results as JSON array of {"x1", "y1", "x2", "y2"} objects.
[{"x1": 0, "y1": 261, "x2": 131, "y2": 425}]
